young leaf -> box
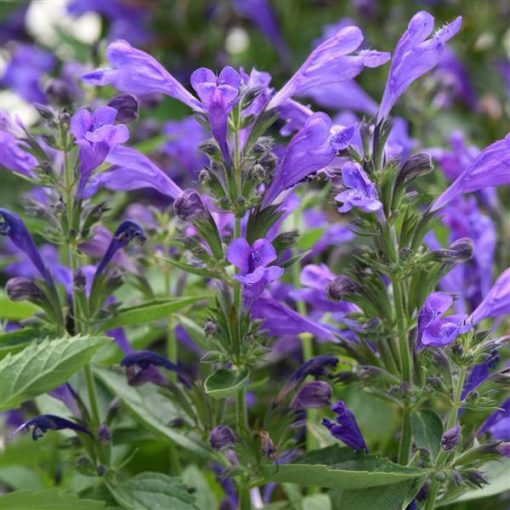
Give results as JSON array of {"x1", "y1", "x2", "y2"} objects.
[
  {"x1": 0, "y1": 489, "x2": 117, "y2": 509},
  {"x1": 411, "y1": 409, "x2": 443, "y2": 458},
  {"x1": 204, "y1": 368, "x2": 250, "y2": 399},
  {"x1": 0, "y1": 293, "x2": 40, "y2": 320},
  {"x1": 107, "y1": 472, "x2": 199, "y2": 510},
  {"x1": 0, "y1": 335, "x2": 109, "y2": 411}
]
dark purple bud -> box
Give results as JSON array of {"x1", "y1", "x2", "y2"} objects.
[
  {"x1": 292, "y1": 356, "x2": 338, "y2": 382},
  {"x1": 496, "y1": 443, "x2": 510, "y2": 457},
  {"x1": 198, "y1": 140, "x2": 219, "y2": 156},
  {"x1": 322, "y1": 400, "x2": 368, "y2": 452},
  {"x1": 174, "y1": 190, "x2": 206, "y2": 222},
  {"x1": 249, "y1": 164, "x2": 266, "y2": 183},
  {"x1": 6, "y1": 277, "x2": 42, "y2": 302},
  {"x1": 465, "y1": 470, "x2": 488, "y2": 488},
  {"x1": 449, "y1": 238, "x2": 475, "y2": 263},
  {"x1": 204, "y1": 319, "x2": 218, "y2": 337},
  {"x1": 107, "y1": 94, "x2": 139, "y2": 124},
  {"x1": 46, "y1": 79, "x2": 73, "y2": 105},
  {"x1": 291, "y1": 381, "x2": 332, "y2": 409},
  {"x1": 441, "y1": 425, "x2": 461, "y2": 451},
  {"x1": 73, "y1": 269, "x2": 87, "y2": 289},
  {"x1": 95, "y1": 220, "x2": 145, "y2": 276},
  {"x1": 0, "y1": 209, "x2": 54, "y2": 285},
  {"x1": 326, "y1": 276, "x2": 358, "y2": 301},
  {"x1": 97, "y1": 424, "x2": 111, "y2": 444},
  {"x1": 397, "y1": 152, "x2": 432, "y2": 186},
  {"x1": 209, "y1": 425, "x2": 236, "y2": 450},
  {"x1": 251, "y1": 137, "x2": 273, "y2": 156},
  {"x1": 14, "y1": 414, "x2": 91, "y2": 441}
]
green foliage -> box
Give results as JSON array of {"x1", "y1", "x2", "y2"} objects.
[
  {"x1": 411, "y1": 409, "x2": 444, "y2": 458},
  {"x1": 204, "y1": 367, "x2": 250, "y2": 399},
  {"x1": 0, "y1": 489, "x2": 118, "y2": 509}
]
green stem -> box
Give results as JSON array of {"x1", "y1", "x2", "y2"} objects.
[
  {"x1": 84, "y1": 364, "x2": 101, "y2": 427},
  {"x1": 398, "y1": 405, "x2": 412, "y2": 465},
  {"x1": 238, "y1": 482, "x2": 251, "y2": 510},
  {"x1": 236, "y1": 385, "x2": 249, "y2": 433}
]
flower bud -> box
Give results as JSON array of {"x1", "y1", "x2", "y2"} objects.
[
  {"x1": 441, "y1": 425, "x2": 461, "y2": 451},
  {"x1": 198, "y1": 140, "x2": 219, "y2": 156},
  {"x1": 326, "y1": 276, "x2": 358, "y2": 301},
  {"x1": 107, "y1": 94, "x2": 139, "y2": 124},
  {"x1": 396, "y1": 152, "x2": 432, "y2": 187},
  {"x1": 249, "y1": 164, "x2": 266, "y2": 183},
  {"x1": 209, "y1": 425, "x2": 236, "y2": 450},
  {"x1": 465, "y1": 470, "x2": 487, "y2": 488},
  {"x1": 291, "y1": 381, "x2": 332, "y2": 409},
  {"x1": 46, "y1": 79, "x2": 74, "y2": 105},
  {"x1": 449, "y1": 237, "x2": 474, "y2": 263},
  {"x1": 6, "y1": 277, "x2": 42, "y2": 302},
  {"x1": 97, "y1": 424, "x2": 111, "y2": 445},
  {"x1": 252, "y1": 136, "x2": 273, "y2": 156},
  {"x1": 73, "y1": 269, "x2": 87, "y2": 289},
  {"x1": 198, "y1": 168, "x2": 213, "y2": 185},
  {"x1": 259, "y1": 153, "x2": 277, "y2": 174},
  {"x1": 204, "y1": 319, "x2": 218, "y2": 337},
  {"x1": 259, "y1": 430, "x2": 276, "y2": 458},
  {"x1": 174, "y1": 190, "x2": 205, "y2": 222}
]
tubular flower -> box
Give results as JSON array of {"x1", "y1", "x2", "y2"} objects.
[
  {"x1": 322, "y1": 400, "x2": 368, "y2": 452},
  {"x1": 14, "y1": 415, "x2": 91, "y2": 441}
]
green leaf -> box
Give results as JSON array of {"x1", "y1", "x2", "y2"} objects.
[
  {"x1": 107, "y1": 472, "x2": 199, "y2": 510},
  {"x1": 204, "y1": 368, "x2": 250, "y2": 399},
  {"x1": 0, "y1": 293, "x2": 40, "y2": 320},
  {"x1": 100, "y1": 297, "x2": 204, "y2": 331},
  {"x1": 411, "y1": 409, "x2": 443, "y2": 457},
  {"x1": 95, "y1": 368, "x2": 211, "y2": 458},
  {"x1": 261, "y1": 445, "x2": 427, "y2": 490},
  {"x1": 162, "y1": 257, "x2": 223, "y2": 279},
  {"x1": 181, "y1": 465, "x2": 218, "y2": 510},
  {"x1": 0, "y1": 335, "x2": 109, "y2": 411},
  {"x1": 0, "y1": 489, "x2": 116, "y2": 509},
  {"x1": 0, "y1": 327, "x2": 56, "y2": 359},
  {"x1": 296, "y1": 228, "x2": 324, "y2": 250},
  {"x1": 332, "y1": 479, "x2": 420, "y2": 510},
  {"x1": 303, "y1": 494, "x2": 331, "y2": 510}
]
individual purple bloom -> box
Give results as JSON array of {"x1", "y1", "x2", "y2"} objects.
[
  {"x1": 213, "y1": 464, "x2": 238, "y2": 510},
  {"x1": 262, "y1": 112, "x2": 338, "y2": 206},
  {"x1": 385, "y1": 117, "x2": 416, "y2": 161},
  {"x1": 161, "y1": 117, "x2": 208, "y2": 178},
  {"x1": 95, "y1": 220, "x2": 145, "y2": 276},
  {"x1": 84, "y1": 146, "x2": 183, "y2": 199},
  {"x1": 5, "y1": 277, "x2": 42, "y2": 302},
  {"x1": 322, "y1": 400, "x2": 368, "y2": 451},
  {"x1": 251, "y1": 297, "x2": 336, "y2": 340},
  {"x1": 277, "y1": 99, "x2": 313, "y2": 136},
  {"x1": 209, "y1": 425, "x2": 237, "y2": 450},
  {"x1": 190, "y1": 67, "x2": 242, "y2": 161},
  {"x1": 82, "y1": 40, "x2": 200, "y2": 111},
  {"x1": 0, "y1": 209, "x2": 53, "y2": 285},
  {"x1": 108, "y1": 328, "x2": 132, "y2": 355},
  {"x1": 291, "y1": 355, "x2": 339, "y2": 383},
  {"x1": 468, "y1": 269, "x2": 510, "y2": 325},
  {"x1": 0, "y1": 3, "x2": 30, "y2": 44},
  {"x1": 1, "y1": 44, "x2": 55, "y2": 104},
  {"x1": 441, "y1": 425, "x2": 461, "y2": 451},
  {"x1": 13, "y1": 414, "x2": 91, "y2": 441},
  {"x1": 479, "y1": 399, "x2": 510, "y2": 441},
  {"x1": 0, "y1": 130, "x2": 37, "y2": 178},
  {"x1": 107, "y1": 94, "x2": 139, "y2": 123},
  {"x1": 70, "y1": 106, "x2": 130, "y2": 196},
  {"x1": 233, "y1": 0, "x2": 289, "y2": 60},
  {"x1": 291, "y1": 381, "x2": 332, "y2": 409},
  {"x1": 268, "y1": 26, "x2": 389, "y2": 110},
  {"x1": 174, "y1": 189, "x2": 206, "y2": 222},
  {"x1": 430, "y1": 134, "x2": 510, "y2": 212},
  {"x1": 417, "y1": 292, "x2": 469, "y2": 347},
  {"x1": 378, "y1": 12, "x2": 462, "y2": 120},
  {"x1": 335, "y1": 163, "x2": 383, "y2": 214},
  {"x1": 48, "y1": 384, "x2": 81, "y2": 417},
  {"x1": 461, "y1": 351, "x2": 499, "y2": 401}
]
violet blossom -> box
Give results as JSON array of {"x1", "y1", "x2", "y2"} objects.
[
  {"x1": 322, "y1": 400, "x2": 368, "y2": 451},
  {"x1": 478, "y1": 399, "x2": 510, "y2": 441},
  {"x1": 378, "y1": 11, "x2": 462, "y2": 120},
  {"x1": 0, "y1": 121, "x2": 38, "y2": 179},
  {"x1": 209, "y1": 425, "x2": 237, "y2": 450},
  {"x1": 291, "y1": 381, "x2": 332, "y2": 409},
  {"x1": 468, "y1": 269, "x2": 510, "y2": 325},
  {"x1": 14, "y1": 414, "x2": 91, "y2": 441}
]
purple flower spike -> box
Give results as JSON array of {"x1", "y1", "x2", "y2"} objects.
[
  {"x1": 209, "y1": 425, "x2": 237, "y2": 450},
  {"x1": 263, "y1": 112, "x2": 337, "y2": 206},
  {"x1": 335, "y1": 163, "x2": 383, "y2": 214},
  {"x1": 82, "y1": 40, "x2": 200, "y2": 111},
  {"x1": 95, "y1": 220, "x2": 145, "y2": 276},
  {"x1": 479, "y1": 399, "x2": 510, "y2": 441},
  {"x1": 268, "y1": 26, "x2": 389, "y2": 110},
  {"x1": 441, "y1": 425, "x2": 461, "y2": 451},
  {"x1": 468, "y1": 269, "x2": 510, "y2": 325},
  {"x1": 431, "y1": 134, "x2": 510, "y2": 213},
  {"x1": 0, "y1": 115, "x2": 38, "y2": 178},
  {"x1": 0, "y1": 208, "x2": 53, "y2": 285},
  {"x1": 378, "y1": 12, "x2": 462, "y2": 120},
  {"x1": 291, "y1": 381, "x2": 332, "y2": 409},
  {"x1": 190, "y1": 67, "x2": 242, "y2": 162},
  {"x1": 322, "y1": 400, "x2": 368, "y2": 452},
  {"x1": 461, "y1": 351, "x2": 499, "y2": 401},
  {"x1": 14, "y1": 414, "x2": 91, "y2": 441},
  {"x1": 417, "y1": 292, "x2": 469, "y2": 348}
]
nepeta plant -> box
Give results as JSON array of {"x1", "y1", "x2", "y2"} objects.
[{"x1": 0, "y1": 7, "x2": 508, "y2": 510}]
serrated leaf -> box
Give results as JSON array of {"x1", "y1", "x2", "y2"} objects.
[
  {"x1": 0, "y1": 293, "x2": 40, "y2": 320},
  {"x1": 100, "y1": 297, "x2": 205, "y2": 331},
  {"x1": 108, "y1": 472, "x2": 199, "y2": 510},
  {"x1": 0, "y1": 488, "x2": 117, "y2": 509},
  {"x1": 0, "y1": 327, "x2": 56, "y2": 359},
  {"x1": 95, "y1": 368, "x2": 211, "y2": 459},
  {"x1": 204, "y1": 368, "x2": 250, "y2": 399},
  {"x1": 411, "y1": 409, "x2": 443, "y2": 457},
  {"x1": 0, "y1": 335, "x2": 109, "y2": 411},
  {"x1": 261, "y1": 445, "x2": 427, "y2": 489}
]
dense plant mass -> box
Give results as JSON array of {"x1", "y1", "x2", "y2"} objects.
[{"x1": 0, "y1": 1, "x2": 509, "y2": 509}]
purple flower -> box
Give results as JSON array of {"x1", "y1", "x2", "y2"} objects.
[
  {"x1": 0, "y1": 209, "x2": 53, "y2": 285},
  {"x1": 262, "y1": 113, "x2": 339, "y2": 206},
  {"x1": 378, "y1": 11, "x2": 462, "y2": 120},
  {"x1": 417, "y1": 292, "x2": 469, "y2": 348},
  {"x1": 468, "y1": 269, "x2": 510, "y2": 325},
  {"x1": 174, "y1": 189, "x2": 206, "y2": 222},
  {"x1": 479, "y1": 399, "x2": 510, "y2": 441},
  {"x1": 70, "y1": 106, "x2": 129, "y2": 197},
  {"x1": 107, "y1": 94, "x2": 139, "y2": 123},
  {"x1": 14, "y1": 414, "x2": 91, "y2": 441},
  {"x1": 190, "y1": 67, "x2": 242, "y2": 161},
  {"x1": 461, "y1": 351, "x2": 499, "y2": 401},
  {"x1": 268, "y1": 26, "x2": 389, "y2": 110},
  {"x1": 277, "y1": 99, "x2": 314, "y2": 136},
  {"x1": 0, "y1": 128, "x2": 37, "y2": 179},
  {"x1": 209, "y1": 425, "x2": 237, "y2": 450},
  {"x1": 431, "y1": 134, "x2": 510, "y2": 212},
  {"x1": 1, "y1": 44, "x2": 55, "y2": 104},
  {"x1": 335, "y1": 163, "x2": 383, "y2": 214},
  {"x1": 291, "y1": 381, "x2": 332, "y2": 409},
  {"x1": 322, "y1": 400, "x2": 368, "y2": 451},
  {"x1": 5, "y1": 277, "x2": 42, "y2": 302},
  {"x1": 227, "y1": 238, "x2": 283, "y2": 303},
  {"x1": 84, "y1": 146, "x2": 183, "y2": 200},
  {"x1": 292, "y1": 355, "x2": 339, "y2": 383},
  {"x1": 441, "y1": 425, "x2": 461, "y2": 451},
  {"x1": 82, "y1": 40, "x2": 200, "y2": 111},
  {"x1": 95, "y1": 220, "x2": 145, "y2": 276}
]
